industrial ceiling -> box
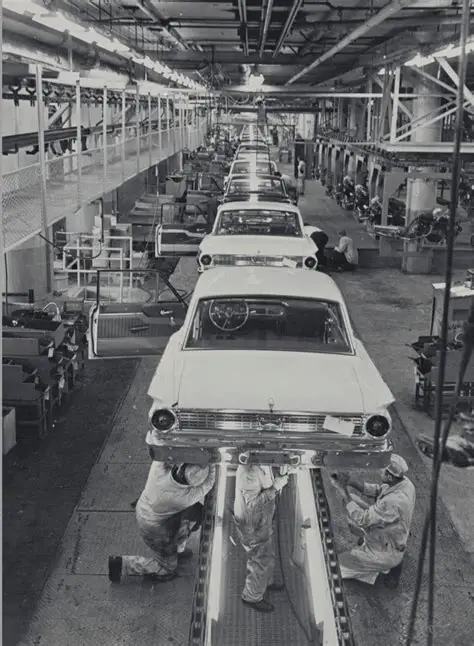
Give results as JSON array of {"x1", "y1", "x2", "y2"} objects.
[{"x1": 2, "y1": 0, "x2": 474, "y2": 99}]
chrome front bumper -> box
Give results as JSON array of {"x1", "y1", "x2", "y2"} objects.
[{"x1": 145, "y1": 431, "x2": 392, "y2": 469}]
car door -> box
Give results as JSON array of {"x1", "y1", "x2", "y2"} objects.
[{"x1": 88, "y1": 271, "x2": 189, "y2": 360}]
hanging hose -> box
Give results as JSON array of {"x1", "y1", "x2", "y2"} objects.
[{"x1": 405, "y1": 2, "x2": 472, "y2": 643}]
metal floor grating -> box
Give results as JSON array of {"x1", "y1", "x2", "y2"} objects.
[{"x1": 214, "y1": 476, "x2": 313, "y2": 646}]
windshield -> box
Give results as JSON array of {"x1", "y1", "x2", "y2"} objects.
[
  {"x1": 239, "y1": 145, "x2": 268, "y2": 152},
  {"x1": 231, "y1": 161, "x2": 271, "y2": 174},
  {"x1": 185, "y1": 297, "x2": 352, "y2": 353},
  {"x1": 215, "y1": 210, "x2": 302, "y2": 236},
  {"x1": 227, "y1": 177, "x2": 286, "y2": 196}
]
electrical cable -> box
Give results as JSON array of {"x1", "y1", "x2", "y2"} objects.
[{"x1": 405, "y1": 2, "x2": 472, "y2": 643}]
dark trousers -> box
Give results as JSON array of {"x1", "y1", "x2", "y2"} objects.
[{"x1": 332, "y1": 250, "x2": 354, "y2": 270}]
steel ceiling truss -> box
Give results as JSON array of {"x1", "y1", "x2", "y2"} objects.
[{"x1": 384, "y1": 59, "x2": 474, "y2": 144}]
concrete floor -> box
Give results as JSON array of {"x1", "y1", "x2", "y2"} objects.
[{"x1": 4, "y1": 179, "x2": 474, "y2": 646}]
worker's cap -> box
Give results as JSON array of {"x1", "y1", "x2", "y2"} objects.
[
  {"x1": 184, "y1": 464, "x2": 210, "y2": 487},
  {"x1": 386, "y1": 454, "x2": 409, "y2": 478}
]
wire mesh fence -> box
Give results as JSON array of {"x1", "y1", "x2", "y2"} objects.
[{"x1": 2, "y1": 119, "x2": 207, "y2": 253}]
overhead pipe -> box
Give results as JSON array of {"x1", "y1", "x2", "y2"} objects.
[
  {"x1": 285, "y1": 0, "x2": 453, "y2": 85},
  {"x1": 166, "y1": 14, "x2": 471, "y2": 29},
  {"x1": 238, "y1": 0, "x2": 249, "y2": 57},
  {"x1": 272, "y1": 0, "x2": 304, "y2": 58},
  {"x1": 259, "y1": 0, "x2": 274, "y2": 57},
  {"x1": 136, "y1": 0, "x2": 207, "y2": 84}
]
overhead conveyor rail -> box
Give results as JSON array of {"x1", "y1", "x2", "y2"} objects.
[{"x1": 189, "y1": 467, "x2": 354, "y2": 646}]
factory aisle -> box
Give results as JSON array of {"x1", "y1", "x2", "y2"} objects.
[{"x1": 5, "y1": 179, "x2": 474, "y2": 646}]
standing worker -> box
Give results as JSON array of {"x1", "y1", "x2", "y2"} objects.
[
  {"x1": 233, "y1": 465, "x2": 289, "y2": 613},
  {"x1": 330, "y1": 454, "x2": 416, "y2": 588},
  {"x1": 108, "y1": 462, "x2": 216, "y2": 583},
  {"x1": 297, "y1": 157, "x2": 307, "y2": 196}
]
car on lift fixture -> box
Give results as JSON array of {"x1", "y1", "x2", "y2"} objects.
[
  {"x1": 197, "y1": 200, "x2": 318, "y2": 271},
  {"x1": 146, "y1": 266, "x2": 394, "y2": 469}
]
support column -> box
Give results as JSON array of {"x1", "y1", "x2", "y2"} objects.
[
  {"x1": 76, "y1": 80, "x2": 82, "y2": 203},
  {"x1": 36, "y1": 64, "x2": 52, "y2": 293},
  {"x1": 158, "y1": 95, "x2": 162, "y2": 153},
  {"x1": 103, "y1": 86, "x2": 108, "y2": 190},
  {"x1": 121, "y1": 90, "x2": 126, "y2": 183},
  {"x1": 403, "y1": 78, "x2": 440, "y2": 273},
  {"x1": 135, "y1": 86, "x2": 140, "y2": 174}
]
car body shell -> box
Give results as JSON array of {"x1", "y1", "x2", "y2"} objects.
[
  {"x1": 197, "y1": 199, "x2": 318, "y2": 270},
  {"x1": 147, "y1": 267, "x2": 394, "y2": 468}
]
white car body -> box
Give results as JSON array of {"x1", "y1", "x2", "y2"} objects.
[
  {"x1": 197, "y1": 200, "x2": 318, "y2": 270},
  {"x1": 147, "y1": 267, "x2": 394, "y2": 468},
  {"x1": 224, "y1": 159, "x2": 278, "y2": 189}
]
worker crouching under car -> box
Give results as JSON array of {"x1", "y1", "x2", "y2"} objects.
[
  {"x1": 330, "y1": 454, "x2": 416, "y2": 588},
  {"x1": 232, "y1": 465, "x2": 289, "y2": 613},
  {"x1": 108, "y1": 462, "x2": 216, "y2": 583}
]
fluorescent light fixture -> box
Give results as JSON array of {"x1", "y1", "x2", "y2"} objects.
[
  {"x1": 246, "y1": 73, "x2": 265, "y2": 91},
  {"x1": 3, "y1": 0, "x2": 42, "y2": 13},
  {"x1": 4, "y1": 0, "x2": 206, "y2": 91}
]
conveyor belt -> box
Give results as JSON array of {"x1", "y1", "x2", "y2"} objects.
[{"x1": 189, "y1": 467, "x2": 355, "y2": 646}]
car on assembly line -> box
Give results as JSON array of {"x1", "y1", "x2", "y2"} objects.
[
  {"x1": 197, "y1": 200, "x2": 318, "y2": 271},
  {"x1": 223, "y1": 173, "x2": 290, "y2": 203},
  {"x1": 146, "y1": 266, "x2": 395, "y2": 469},
  {"x1": 223, "y1": 159, "x2": 278, "y2": 189}
]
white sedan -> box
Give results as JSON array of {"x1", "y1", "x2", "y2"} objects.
[
  {"x1": 197, "y1": 200, "x2": 318, "y2": 271},
  {"x1": 146, "y1": 267, "x2": 394, "y2": 469}
]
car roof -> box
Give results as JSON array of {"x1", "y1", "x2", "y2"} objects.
[
  {"x1": 217, "y1": 200, "x2": 301, "y2": 214},
  {"x1": 193, "y1": 266, "x2": 344, "y2": 301},
  {"x1": 228, "y1": 173, "x2": 282, "y2": 181}
]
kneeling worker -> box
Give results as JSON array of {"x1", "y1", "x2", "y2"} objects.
[
  {"x1": 109, "y1": 462, "x2": 216, "y2": 583},
  {"x1": 233, "y1": 465, "x2": 289, "y2": 613},
  {"x1": 330, "y1": 454, "x2": 415, "y2": 587}
]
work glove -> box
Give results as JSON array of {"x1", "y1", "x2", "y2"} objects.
[{"x1": 274, "y1": 475, "x2": 289, "y2": 492}]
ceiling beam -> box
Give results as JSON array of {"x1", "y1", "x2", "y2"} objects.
[
  {"x1": 259, "y1": 0, "x2": 274, "y2": 56},
  {"x1": 238, "y1": 0, "x2": 249, "y2": 57},
  {"x1": 286, "y1": 0, "x2": 424, "y2": 84},
  {"x1": 141, "y1": 50, "x2": 385, "y2": 65},
  {"x1": 223, "y1": 86, "x2": 446, "y2": 97},
  {"x1": 273, "y1": 0, "x2": 305, "y2": 58}
]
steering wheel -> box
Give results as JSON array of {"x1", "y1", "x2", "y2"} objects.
[{"x1": 208, "y1": 300, "x2": 250, "y2": 332}]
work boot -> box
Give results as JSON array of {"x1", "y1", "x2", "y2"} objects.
[
  {"x1": 108, "y1": 556, "x2": 123, "y2": 583},
  {"x1": 177, "y1": 548, "x2": 193, "y2": 560},
  {"x1": 266, "y1": 582, "x2": 285, "y2": 592},
  {"x1": 242, "y1": 598, "x2": 275, "y2": 613}
]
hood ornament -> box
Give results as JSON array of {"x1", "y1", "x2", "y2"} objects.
[{"x1": 268, "y1": 398, "x2": 275, "y2": 413}]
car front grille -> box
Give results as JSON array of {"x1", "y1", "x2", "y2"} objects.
[
  {"x1": 212, "y1": 254, "x2": 303, "y2": 268},
  {"x1": 177, "y1": 410, "x2": 364, "y2": 435}
]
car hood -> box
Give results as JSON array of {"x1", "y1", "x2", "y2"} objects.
[
  {"x1": 176, "y1": 351, "x2": 393, "y2": 413},
  {"x1": 200, "y1": 235, "x2": 315, "y2": 256}
]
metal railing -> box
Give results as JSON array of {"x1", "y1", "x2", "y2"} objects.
[{"x1": 2, "y1": 118, "x2": 207, "y2": 252}]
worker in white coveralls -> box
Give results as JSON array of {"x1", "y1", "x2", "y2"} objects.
[
  {"x1": 108, "y1": 462, "x2": 216, "y2": 583},
  {"x1": 233, "y1": 465, "x2": 289, "y2": 613},
  {"x1": 330, "y1": 454, "x2": 416, "y2": 588}
]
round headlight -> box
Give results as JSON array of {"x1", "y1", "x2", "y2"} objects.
[
  {"x1": 304, "y1": 256, "x2": 317, "y2": 269},
  {"x1": 200, "y1": 254, "x2": 212, "y2": 267},
  {"x1": 150, "y1": 408, "x2": 177, "y2": 433},
  {"x1": 365, "y1": 415, "x2": 391, "y2": 438}
]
